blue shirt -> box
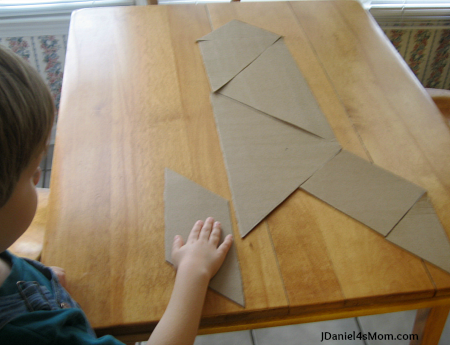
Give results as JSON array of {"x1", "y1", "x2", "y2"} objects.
[{"x1": 0, "y1": 251, "x2": 124, "y2": 345}]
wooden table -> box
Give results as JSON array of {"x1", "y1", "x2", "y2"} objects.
[{"x1": 41, "y1": 2, "x2": 450, "y2": 344}]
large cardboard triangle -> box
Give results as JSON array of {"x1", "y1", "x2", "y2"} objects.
[
  {"x1": 219, "y1": 39, "x2": 335, "y2": 140},
  {"x1": 386, "y1": 194, "x2": 450, "y2": 273},
  {"x1": 164, "y1": 169, "x2": 245, "y2": 307},
  {"x1": 211, "y1": 93, "x2": 342, "y2": 238},
  {"x1": 197, "y1": 20, "x2": 280, "y2": 92},
  {"x1": 301, "y1": 150, "x2": 426, "y2": 236}
]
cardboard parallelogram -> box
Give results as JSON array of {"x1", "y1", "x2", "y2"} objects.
[
  {"x1": 386, "y1": 194, "x2": 450, "y2": 273},
  {"x1": 197, "y1": 20, "x2": 281, "y2": 92},
  {"x1": 211, "y1": 93, "x2": 341, "y2": 238},
  {"x1": 164, "y1": 168, "x2": 245, "y2": 307},
  {"x1": 301, "y1": 150, "x2": 426, "y2": 236}
]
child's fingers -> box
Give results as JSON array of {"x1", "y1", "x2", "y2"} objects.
[
  {"x1": 209, "y1": 221, "x2": 222, "y2": 246},
  {"x1": 50, "y1": 266, "x2": 66, "y2": 288},
  {"x1": 187, "y1": 220, "x2": 203, "y2": 242},
  {"x1": 199, "y1": 217, "x2": 214, "y2": 240},
  {"x1": 216, "y1": 234, "x2": 233, "y2": 258},
  {"x1": 172, "y1": 235, "x2": 184, "y2": 253}
]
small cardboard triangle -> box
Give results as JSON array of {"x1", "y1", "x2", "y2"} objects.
[
  {"x1": 211, "y1": 93, "x2": 341, "y2": 237},
  {"x1": 197, "y1": 20, "x2": 280, "y2": 92},
  {"x1": 219, "y1": 39, "x2": 335, "y2": 140},
  {"x1": 164, "y1": 168, "x2": 245, "y2": 307},
  {"x1": 386, "y1": 194, "x2": 450, "y2": 273},
  {"x1": 301, "y1": 150, "x2": 426, "y2": 236}
]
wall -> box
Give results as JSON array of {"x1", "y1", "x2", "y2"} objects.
[{"x1": 381, "y1": 22, "x2": 450, "y2": 89}]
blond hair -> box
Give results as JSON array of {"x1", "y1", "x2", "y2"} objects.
[{"x1": 0, "y1": 45, "x2": 55, "y2": 208}]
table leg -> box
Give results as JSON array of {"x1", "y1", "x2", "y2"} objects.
[{"x1": 411, "y1": 306, "x2": 450, "y2": 345}]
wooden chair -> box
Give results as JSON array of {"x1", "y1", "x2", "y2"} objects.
[
  {"x1": 8, "y1": 188, "x2": 49, "y2": 261},
  {"x1": 426, "y1": 88, "x2": 450, "y2": 127}
]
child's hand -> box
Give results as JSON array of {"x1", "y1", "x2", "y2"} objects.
[
  {"x1": 50, "y1": 266, "x2": 66, "y2": 288},
  {"x1": 171, "y1": 217, "x2": 233, "y2": 280}
]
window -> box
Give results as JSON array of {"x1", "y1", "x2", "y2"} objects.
[
  {"x1": 0, "y1": 0, "x2": 135, "y2": 18},
  {"x1": 0, "y1": 0, "x2": 137, "y2": 37},
  {"x1": 367, "y1": 1, "x2": 450, "y2": 22}
]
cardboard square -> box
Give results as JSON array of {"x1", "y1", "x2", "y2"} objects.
[
  {"x1": 386, "y1": 194, "x2": 450, "y2": 273},
  {"x1": 211, "y1": 93, "x2": 341, "y2": 238},
  {"x1": 197, "y1": 20, "x2": 280, "y2": 92},
  {"x1": 164, "y1": 168, "x2": 245, "y2": 307},
  {"x1": 219, "y1": 39, "x2": 335, "y2": 140},
  {"x1": 301, "y1": 150, "x2": 426, "y2": 236}
]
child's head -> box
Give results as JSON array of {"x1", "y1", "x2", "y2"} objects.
[{"x1": 0, "y1": 45, "x2": 55, "y2": 251}]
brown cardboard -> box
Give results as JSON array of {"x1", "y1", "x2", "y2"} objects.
[
  {"x1": 211, "y1": 93, "x2": 341, "y2": 237},
  {"x1": 164, "y1": 168, "x2": 245, "y2": 307},
  {"x1": 197, "y1": 20, "x2": 280, "y2": 92},
  {"x1": 219, "y1": 39, "x2": 335, "y2": 140},
  {"x1": 386, "y1": 194, "x2": 450, "y2": 273},
  {"x1": 301, "y1": 150, "x2": 426, "y2": 236}
]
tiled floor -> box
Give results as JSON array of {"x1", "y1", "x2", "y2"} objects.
[{"x1": 137, "y1": 310, "x2": 450, "y2": 345}]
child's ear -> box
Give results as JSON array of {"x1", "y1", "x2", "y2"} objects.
[{"x1": 33, "y1": 167, "x2": 41, "y2": 186}]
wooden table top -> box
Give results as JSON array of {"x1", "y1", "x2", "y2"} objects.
[{"x1": 41, "y1": 1, "x2": 450, "y2": 339}]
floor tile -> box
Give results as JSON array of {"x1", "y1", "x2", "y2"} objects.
[
  {"x1": 253, "y1": 318, "x2": 364, "y2": 345},
  {"x1": 357, "y1": 310, "x2": 417, "y2": 345},
  {"x1": 439, "y1": 312, "x2": 450, "y2": 345},
  {"x1": 194, "y1": 330, "x2": 253, "y2": 345}
]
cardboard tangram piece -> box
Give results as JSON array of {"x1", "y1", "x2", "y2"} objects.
[
  {"x1": 301, "y1": 150, "x2": 426, "y2": 236},
  {"x1": 211, "y1": 93, "x2": 341, "y2": 237},
  {"x1": 219, "y1": 39, "x2": 335, "y2": 140},
  {"x1": 386, "y1": 194, "x2": 450, "y2": 272},
  {"x1": 197, "y1": 20, "x2": 281, "y2": 92},
  {"x1": 164, "y1": 168, "x2": 245, "y2": 307}
]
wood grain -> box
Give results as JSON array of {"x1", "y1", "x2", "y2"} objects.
[
  {"x1": 427, "y1": 88, "x2": 450, "y2": 128},
  {"x1": 290, "y1": 0, "x2": 450, "y2": 295},
  {"x1": 42, "y1": 4, "x2": 287, "y2": 333},
  {"x1": 291, "y1": 1, "x2": 450, "y2": 233},
  {"x1": 43, "y1": 5, "x2": 187, "y2": 328},
  {"x1": 292, "y1": 2, "x2": 450, "y2": 293}
]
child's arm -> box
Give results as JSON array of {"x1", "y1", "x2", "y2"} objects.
[{"x1": 147, "y1": 217, "x2": 233, "y2": 345}]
